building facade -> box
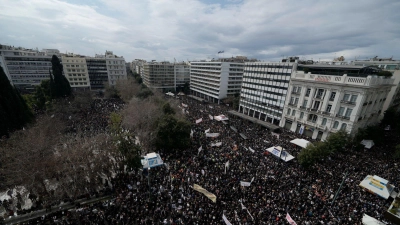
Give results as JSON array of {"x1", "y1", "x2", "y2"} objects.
[
  {"x1": 86, "y1": 55, "x2": 108, "y2": 90},
  {"x1": 238, "y1": 61, "x2": 295, "y2": 126},
  {"x1": 281, "y1": 64, "x2": 394, "y2": 140},
  {"x1": 143, "y1": 61, "x2": 175, "y2": 91},
  {"x1": 0, "y1": 45, "x2": 59, "y2": 91},
  {"x1": 353, "y1": 57, "x2": 400, "y2": 113},
  {"x1": 105, "y1": 51, "x2": 127, "y2": 85},
  {"x1": 190, "y1": 57, "x2": 251, "y2": 103},
  {"x1": 174, "y1": 62, "x2": 190, "y2": 91},
  {"x1": 61, "y1": 55, "x2": 91, "y2": 91}
]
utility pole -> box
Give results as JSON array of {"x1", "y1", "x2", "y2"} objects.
[{"x1": 331, "y1": 170, "x2": 348, "y2": 206}]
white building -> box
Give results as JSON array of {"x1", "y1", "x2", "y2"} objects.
[
  {"x1": 61, "y1": 54, "x2": 91, "y2": 91},
  {"x1": 353, "y1": 57, "x2": 400, "y2": 113},
  {"x1": 281, "y1": 64, "x2": 394, "y2": 140},
  {"x1": 105, "y1": 51, "x2": 127, "y2": 85},
  {"x1": 190, "y1": 57, "x2": 253, "y2": 103},
  {"x1": 238, "y1": 61, "x2": 295, "y2": 126},
  {"x1": 0, "y1": 44, "x2": 59, "y2": 91}
]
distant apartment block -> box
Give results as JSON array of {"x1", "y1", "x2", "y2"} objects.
[
  {"x1": 190, "y1": 56, "x2": 255, "y2": 103},
  {"x1": 174, "y1": 62, "x2": 190, "y2": 90},
  {"x1": 0, "y1": 45, "x2": 59, "y2": 91},
  {"x1": 238, "y1": 60, "x2": 295, "y2": 126},
  {"x1": 282, "y1": 64, "x2": 393, "y2": 140},
  {"x1": 61, "y1": 55, "x2": 91, "y2": 91},
  {"x1": 86, "y1": 55, "x2": 108, "y2": 90},
  {"x1": 143, "y1": 61, "x2": 176, "y2": 91},
  {"x1": 105, "y1": 51, "x2": 127, "y2": 85}
]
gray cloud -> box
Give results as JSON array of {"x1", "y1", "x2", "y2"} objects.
[{"x1": 0, "y1": 0, "x2": 399, "y2": 62}]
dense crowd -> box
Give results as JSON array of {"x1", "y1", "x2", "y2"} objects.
[{"x1": 15, "y1": 96, "x2": 400, "y2": 224}]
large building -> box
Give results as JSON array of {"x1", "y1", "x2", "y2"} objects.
[
  {"x1": 0, "y1": 45, "x2": 59, "y2": 91},
  {"x1": 190, "y1": 57, "x2": 255, "y2": 103},
  {"x1": 105, "y1": 51, "x2": 127, "y2": 86},
  {"x1": 61, "y1": 54, "x2": 91, "y2": 91},
  {"x1": 174, "y1": 62, "x2": 190, "y2": 91},
  {"x1": 281, "y1": 64, "x2": 394, "y2": 140},
  {"x1": 143, "y1": 61, "x2": 176, "y2": 91},
  {"x1": 237, "y1": 60, "x2": 296, "y2": 126},
  {"x1": 86, "y1": 55, "x2": 108, "y2": 90},
  {"x1": 353, "y1": 57, "x2": 400, "y2": 113}
]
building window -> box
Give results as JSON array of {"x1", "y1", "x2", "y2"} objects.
[
  {"x1": 340, "y1": 123, "x2": 347, "y2": 131},
  {"x1": 302, "y1": 100, "x2": 308, "y2": 107},
  {"x1": 326, "y1": 104, "x2": 332, "y2": 112},
  {"x1": 287, "y1": 108, "x2": 291, "y2": 115},
  {"x1": 350, "y1": 95, "x2": 358, "y2": 103},
  {"x1": 333, "y1": 121, "x2": 339, "y2": 129},
  {"x1": 300, "y1": 112, "x2": 304, "y2": 119},
  {"x1": 345, "y1": 108, "x2": 352, "y2": 118},
  {"x1": 308, "y1": 114, "x2": 317, "y2": 122},
  {"x1": 322, "y1": 118, "x2": 327, "y2": 125},
  {"x1": 306, "y1": 88, "x2": 311, "y2": 96},
  {"x1": 294, "y1": 98, "x2": 299, "y2": 105},
  {"x1": 330, "y1": 92, "x2": 336, "y2": 101},
  {"x1": 291, "y1": 110, "x2": 296, "y2": 116},
  {"x1": 343, "y1": 93, "x2": 350, "y2": 101},
  {"x1": 338, "y1": 107, "x2": 345, "y2": 116}
]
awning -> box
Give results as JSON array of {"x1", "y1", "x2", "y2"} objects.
[
  {"x1": 290, "y1": 138, "x2": 311, "y2": 148},
  {"x1": 359, "y1": 175, "x2": 395, "y2": 199},
  {"x1": 362, "y1": 214, "x2": 385, "y2": 225}
]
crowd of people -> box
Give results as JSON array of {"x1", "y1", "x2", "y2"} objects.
[{"x1": 12, "y1": 95, "x2": 400, "y2": 224}]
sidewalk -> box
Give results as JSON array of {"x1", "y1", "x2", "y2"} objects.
[{"x1": 4, "y1": 195, "x2": 112, "y2": 225}]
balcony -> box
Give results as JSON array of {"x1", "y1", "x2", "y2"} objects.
[
  {"x1": 300, "y1": 106, "x2": 307, "y2": 109},
  {"x1": 288, "y1": 103, "x2": 297, "y2": 106},
  {"x1": 336, "y1": 114, "x2": 350, "y2": 120},
  {"x1": 322, "y1": 111, "x2": 331, "y2": 115},
  {"x1": 310, "y1": 108, "x2": 318, "y2": 112},
  {"x1": 291, "y1": 91, "x2": 300, "y2": 95},
  {"x1": 307, "y1": 120, "x2": 317, "y2": 123},
  {"x1": 305, "y1": 94, "x2": 310, "y2": 97},
  {"x1": 329, "y1": 98, "x2": 335, "y2": 101},
  {"x1": 340, "y1": 100, "x2": 356, "y2": 105}
]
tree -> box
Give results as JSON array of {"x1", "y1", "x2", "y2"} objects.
[
  {"x1": 50, "y1": 55, "x2": 71, "y2": 98},
  {"x1": 154, "y1": 114, "x2": 191, "y2": 153},
  {"x1": 0, "y1": 66, "x2": 33, "y2": 137},
  {"x1": 378, "y1": 71, "x2": 393, "y2": 77},
  {"x1": 394, "y1": 144, "x2": 400, "y2": 159},
  {"x1": 298, "y1": 142, "x2": 328, "y2": 168},
  {"x1": 183, "y1": 82, "x2": 190, "y2": 94},
  {"x1": 324, "y1": 130, "x2": 349, "y2": 153},
  {"x1": 382, "y1": 107, "x2": 399, "y2": 129},
  {"x1": 162, "y1": 102, "x2": 176, "y2": 115}
]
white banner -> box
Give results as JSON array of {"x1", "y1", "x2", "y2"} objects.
[
  {"x1": 182, "y1": 103, "x2": 188, "y2": 108},
  {"x1": 209, "y1": 114, "x2": 213, "y2": 120},
  {"x1": 286, "y1": 213, "x2": 297, "y2": 225},
  {"x1": 211, "y1": 142, "x2": 222, "y2": 147},
  {"x1": 249, "y1": 147, "x2": 255, "y2": 153},
  {"x1": 206, "y1": 133, "x2": 220, "y2": 138},
  {"x1": 209, "y1": 105, "x2": 213, "y2": 109},
  {"x1": 198, "y1": 146, "x2": 203, "y2": 155},
  {"x1": 196, "y1": 118, "x2": 203, "y2": 124},
  {"x1": 222, "y1": 214, "x2": 232, "y2": 225},
  {"x1": 224, "y1": 161, "x2": 230, "y2": 174},
  {"x1": 240, "y1": 181, "x2": 251, "y2": 187},
  {"x1": 205, "y1": 128, "x2": 210, "y2": 133},
  {"x1": 190, "y1": 129, "x2": 194, "y2": 138}
]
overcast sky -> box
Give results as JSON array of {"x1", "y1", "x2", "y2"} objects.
[{"x1": 1, "y1": 0, "x2": 399, "y2": 62}]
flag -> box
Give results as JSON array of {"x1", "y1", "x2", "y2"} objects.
[
  {"x1": 249, "y1": 147, "x2": 255, "y2": 153},
  {"x1": 251, "y1": 177, "x2": 254, "y2": 183},
  {"x1": 241, "y1": 202, "x2": 247, "y2": 210},
  {"x1": 299, "y1": 125, "x2": 304, "y2": 135},
  {"x1": 286, "y1": 213, "x2": 297, "y2": 225},
  {"x1": 222, "y1": 214, "x2": 232, "y2": 225},
  {"x1": 225, "y1": 161, "x2": 230, "y2": 174},
  {"x1": 198, "y1": 146, "x2": 203, "y2": 155},
  {"x1": 193, "y1": 184, "x2": 216, "y2": 203},
  {"x1": 209, "y1": 114, "x2": 213, "y2": 120},
  {"x1": 196, "y1": 118, "x2": 203, "y2": 124},
  {"x1": 205, "y1": 128, "x2": 210, "y2": 133}
]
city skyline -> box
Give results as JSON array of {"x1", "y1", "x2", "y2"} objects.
[{"x1": 0, "y1": 0, "x2": 400, "y2": 62}]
